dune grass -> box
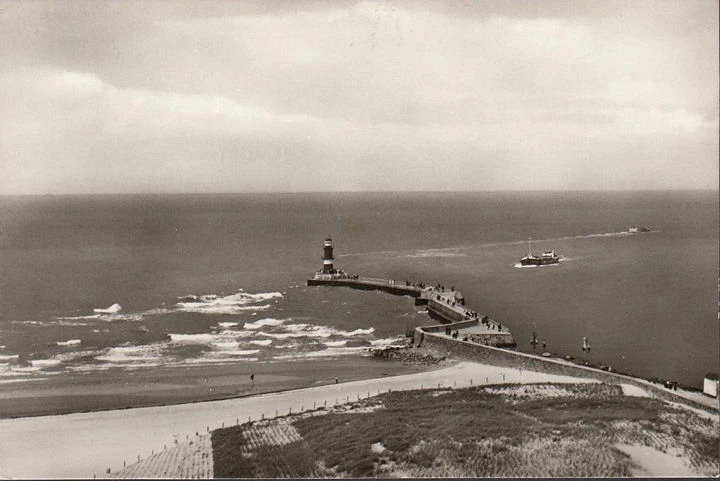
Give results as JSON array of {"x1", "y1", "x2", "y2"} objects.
[{"x1": 212, "y1": 383, "x2": 717, "y2": 477}]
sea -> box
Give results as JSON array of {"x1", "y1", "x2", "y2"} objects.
[{"x1": 0, "y1": 191, "x2": 717, "y2": 389}]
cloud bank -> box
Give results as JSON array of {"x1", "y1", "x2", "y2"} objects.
[{"x1": 0, "y1": 0, "x2": 717, "y2": 193}]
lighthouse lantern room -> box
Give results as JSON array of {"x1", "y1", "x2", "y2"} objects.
[{"x1": 322, "y1": 238, "x2": 336, "y2": 274}]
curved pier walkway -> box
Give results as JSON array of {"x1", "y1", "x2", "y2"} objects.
[{"x1": 307, "y1": 274, "x2": 515, "y2": 347}]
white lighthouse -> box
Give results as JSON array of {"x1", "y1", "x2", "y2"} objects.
[{"x1": 322, "y1": 238, "x2": 336, "y2": 274}]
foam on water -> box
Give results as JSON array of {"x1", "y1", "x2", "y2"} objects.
[
  {"x1": 340, "y1": 327, "x2": 375, "y2": 336},
  {"x1": 369, "y1": 337, "x2": 405, "y2": 346},
  {"x1": 274, "y1": 346, "x2": 369, "y2": 360},
  {"x1": 169, "y1": 333, "x2": 217, "y2": 344},
  {"x1": 217, "y1": 322, "x2": 238, "y2": 328},
  {"x1": 243, "y1": 318, "x2": 286, "y2": 330},
  {"x1": 57, "y1": 313, "x2": 145, "y2": 322},
  {"x1": 182, "y1": 357, "x2": 259, "y2": 364},
  {"x1": 222, "y1": 349, "x2": 260, "y2": 356},
  {"x1": 95, "y1": 344, "x2": 164, "y2": 364},
  {"x1": 93, "y1": 303, "x2": 122, "y2": 314},
  {"x1": 0, "y1": 282, "x2": 400, "y2": 377},
  {"x1": 176, "y1": 290, "x2": 282, "y2": 315},
  {"x1": 213, "y1": 341, "x2": 239, "y2": 351},
  {"x1": 29, "y1": 359, "x2": 61, "y2": 368}
]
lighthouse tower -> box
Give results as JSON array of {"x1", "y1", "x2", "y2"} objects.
[{"x1": 322, "y1": 238, "x2": 336, "y2": 274}]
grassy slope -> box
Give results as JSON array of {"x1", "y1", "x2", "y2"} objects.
[{"x1": 212, "y1": 383, "x2": 719, "y2": 478}]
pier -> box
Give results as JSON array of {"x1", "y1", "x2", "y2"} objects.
[
  {"x1": 306, "y1": 238, "x2": 516, "y2": 348},
  {"x1": 307, "y1": 275, "x2": 430, "y2": 301}
]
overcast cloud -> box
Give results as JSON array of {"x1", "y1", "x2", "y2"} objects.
[{"x1": 0, "y1": 0, "x2": 717, "y2": 194}]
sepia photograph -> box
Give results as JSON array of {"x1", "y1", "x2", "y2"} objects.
[{"x1": 0, "y1": 0, "x2": 717, "y2": 478}]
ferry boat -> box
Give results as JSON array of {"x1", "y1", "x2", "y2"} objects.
[
  {"x1": 628, "y1": 225, "x2": 650, "y2": 233},
  {"x1": 520, "y1": 240, "x2": 561, "y2": 266}
]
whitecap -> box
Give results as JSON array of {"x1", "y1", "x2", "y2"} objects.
[
  {"x1": 67, "y1": 365, "x2": 111, "y2": 373},
  {"x1": 304, "y1": 346, "x2": 368, "y2": 357},
  {"x1": 213, "y1": 341, "x2": 240, "y2": 351},
  {"x1": 168, "y1": 333, "x2": 216, "y2": 344},
  {"x1": 243, "y1": 318, "x2": 286, "y2": 330},
  {"x1": 218, "y1": 329, "x2": 254, "y2": 338},
  {"x1": 53, "y1": 320, "x2": 91, "y2": 326},
  {"x1": 273, "y1": 346, "x2": 368, "y2": 360},
  {"x1": 29, "y1": 359, "x2": 61, "y2": 368},
  {"x1": 370, "y1": 337, "x2": 404, "y2": 346},
  {"x1": 93, "y1": 303, "x2": 122, "y2": 314},
  {"x1": 223, "y1": 349, "x2": 260, "y2": 356},
  {"x1": 324, "y1": 340, "x2": 347, "y2": 347},
  {"x1": 0, "y1": 354, "x2": 19, "y2": 361},
  {"x1": 100, "y1": 313, "x2": 144, "y2": 322},
  {"x1": 337, "y1": 327, "x2": 375, "y2": 337},
  {"x1": 182, "y1": 357, "x2": 259, "y2": 364},
  {"x1": 95, "y1": 345, "x2": 163, "y2": 363},
  {"x1": 8, "y1": 365, "x2": 42, "y2": 373},
  {"x1": 176, "y1": 290, "x2": 282, "y2": 315},
  {"x1": 0, "y1": 377, "x2": 50, "y2": 383},
  {"x1": 56, "y1": 339, "x2": 82, "y2": 347},
  {"x1": 250, "y1": 339, "x2": 272, "y2": 346},
  {"x1": 217, "y1": 322, "x2": 238, "y2": 328},
  {"x1": 56, "y1": 315, "x2": 100, "y2": 321},
  {"x1": 256, "y1": 323, "x2": 375, "y2": 340}
]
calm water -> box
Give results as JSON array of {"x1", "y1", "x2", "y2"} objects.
[{"x1": 0, "y1": 192, "x2": 716, "y2": 388}]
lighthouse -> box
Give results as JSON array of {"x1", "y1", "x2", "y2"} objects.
[{"x1": 322, "y1": 238, "x2": 336, "y2": 274}]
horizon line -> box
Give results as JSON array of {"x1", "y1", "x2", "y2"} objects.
[{"x1": 1, "y1": 188, "x2": 718, "y2": 197}]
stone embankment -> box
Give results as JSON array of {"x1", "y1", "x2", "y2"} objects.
[
  {"x1": 370, "y1": 346, "x2": 446, "y2": 365},
  {"x1": 417, "y1": 327, "x2": 717, "y2": 413}
]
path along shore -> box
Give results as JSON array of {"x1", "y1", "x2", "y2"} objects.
[
  {"x1": 1, "y1": 360, "x2": 600, "y2": 479},
  {"x1": 2, "y1": 355, "x2": 717, "y2": 479}
]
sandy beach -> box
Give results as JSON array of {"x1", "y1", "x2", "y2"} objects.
[
  {"x1": 0, "y1": 360, "x2": 600, "y2": 478},
  {"x1": 0, "y1": 356, "x2": 427, "y2": 419}
]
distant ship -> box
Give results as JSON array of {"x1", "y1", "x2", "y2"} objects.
[
  {"x1": 520, "y1": 240, "x2": 561, "y2": 266},
  {"x1": 628, "y1": 226, "x2": 650, "y2": 233}
]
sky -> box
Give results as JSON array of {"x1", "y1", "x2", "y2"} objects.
[{"x1": 0, "y1": 0, "x2": 717, "y2": 194}]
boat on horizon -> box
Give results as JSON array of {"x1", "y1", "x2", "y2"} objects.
[{"x1": 520, "y1": 239, "x2": 562, "y2": 266}]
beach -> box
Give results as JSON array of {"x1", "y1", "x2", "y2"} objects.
[
  {"x1": 0, "y1": 356, "x2": 427, "y2": 419},
  {"x1": 0, "y1": 360, "x2": 603, "y2": 479},
  {"x1": 2, "y1": 355, "x2": 717, "y2": 479}
]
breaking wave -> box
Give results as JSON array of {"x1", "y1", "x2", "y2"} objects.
[
  {"x1": 243, "y1": 318, "x2": 286, "y2": 330},
  {"x1": 176, "y1": 290, "x2": 282, "y2": 315},
  {"x1": 217, "y1": 322, "x2": 238, "y2": 328},
  {"x1": 95, "y1": 344, "x2": 164, "y2": 364}
]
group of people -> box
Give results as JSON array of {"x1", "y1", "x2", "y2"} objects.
[
  {"x1": 334, "y1": 272, "x2": 359, "y2": 280},
  {"x1": 436, "y1": 294, "x2": 459, "y2": 307}
]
